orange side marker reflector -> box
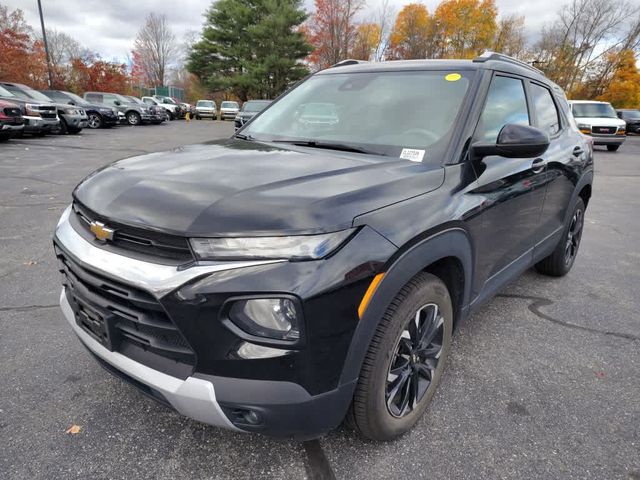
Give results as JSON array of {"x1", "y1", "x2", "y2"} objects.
[{"x1": 358, "y1": 273, "x2": 385, "y2": 319}]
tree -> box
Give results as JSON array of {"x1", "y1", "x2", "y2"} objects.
[
  {"x1": 595, "y1": 49, "x2": 640, "y2": 107},
  {"x1": 67, "y1": 56, "x2": 130, "y2": 94},
  {"x1": 492, "y1": 15, "x2": 526, "y2": 59},
  {"x1": 387, "y1": 3, "x2": 431, "y2": 60},
  {"x1": 188, "y1": 0, "x2": 311, "y2": 101},
  {"x1": 432, "y1": 0, "x2": 498, "y2": 58},
  {"x1": 306, "y1": 0, "x2": 364, "y2": 70},
  {"x1": 0, "y1": 5, "x2": 48, "y2": 87},
  {"x1": 132, "y1": 13, "x2": 178, "y2": 87},
  {"x1": 351, "y1": 23, "x2": 381, "y2": 60}
]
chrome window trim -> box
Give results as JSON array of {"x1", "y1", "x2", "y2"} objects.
[{"x1": 54, "y1": 205, "x2": 284, "y2": 298}]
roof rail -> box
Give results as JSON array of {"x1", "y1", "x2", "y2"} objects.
[
  {"x1": 473, "y1": 51, "x2": 543, "y2": 75},
  {"x1": 330, "y1": 59, "x2": 368, "y2": 68}
]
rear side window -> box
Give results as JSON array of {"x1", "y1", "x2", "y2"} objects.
[
  {"x1": 85, "y1": 94, "x2": 102, "y2": 103},
  {"x1": 531, "y1": 83, "x2": 561, "y2": 136},
  {"x1": 476, "y1": 76, "x2": 529, "y2": 142}
]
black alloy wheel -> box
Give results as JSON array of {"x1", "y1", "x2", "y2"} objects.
[{"x1": 386, "y1": 303, "x2": 444, "y2": 418}]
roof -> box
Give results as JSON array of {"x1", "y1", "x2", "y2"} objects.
[{"x1": 318, "y1": 53, "x2": 550, "y2": 84}]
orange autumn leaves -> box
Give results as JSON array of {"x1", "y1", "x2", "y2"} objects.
[{"x1": 388, "y1": 0, "x2": 500, "y2": 60}]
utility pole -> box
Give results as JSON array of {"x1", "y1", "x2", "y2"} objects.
[{"x1": 37, "y1": 0, "x2": 54, "y2": 88}]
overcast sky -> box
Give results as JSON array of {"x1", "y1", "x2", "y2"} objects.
[{"x1": 3, "y1": 0, "x2": 562, "y2": 63}]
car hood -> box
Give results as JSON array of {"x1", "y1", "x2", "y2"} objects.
[
  {"x1": 575, "y1": 116, "x2": 626, "y2": 127},
  {"x1": 73, "y1": 139, "x2": 444, "y2": 236}
]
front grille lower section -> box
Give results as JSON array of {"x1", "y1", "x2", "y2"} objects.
[
  {"x1": 38, "y1": 106, "x2": 57, "y2": 119},
  {"x1": 72, "y1": 202, "x2": 194, "y2": 264},
  {"x1": 56, "y1": 245, "x2": 196, "y2": 379}
]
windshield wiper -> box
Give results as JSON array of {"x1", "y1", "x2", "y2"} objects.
[{"x1": 271, "y1": 139, "x2": 380, "y2": 155}]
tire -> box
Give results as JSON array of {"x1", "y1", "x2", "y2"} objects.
[
  {"x1": 59, "y1": 117, "x2": 69, "y2": 134},
  {"x1": 68, "y1": 127, "x2": 82, "y2": 134},
  {"x1": 168, "y1": 111, "x2": 175, "y2": 121},
  {"x1": 195, "y1": 115, "x2": 200, "y2": 120},
  {"x1": 535, "y1": 197, "x2": 585, "y2": 277},
  {"x1": 0, "y1": 136, "x2": 10, "y2": 142},
  {"x1": 606, "y1": 145, "x2": 619, "y2": 152},
  {"x1": 349, "y1": 272, "x2": 453, "y2": 441},
  {"x1": 126, "y1": 111, "x2": 141, "y2": 126},
  {"x1": 87, "y1": 113, "x2": 103, "y2": 129}
]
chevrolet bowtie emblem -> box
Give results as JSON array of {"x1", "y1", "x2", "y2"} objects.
[{"x1": 89, "y1": 221, "x2": 115, "y2": 242}]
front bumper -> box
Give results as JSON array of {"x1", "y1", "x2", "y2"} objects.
[
  {"x1": 61, "y1": 112, "x2": 89, "y2": 129},
  {"x1": 54, "y1": 205, "x2": 395, "y2": 437},
  {"x1": 23, "y1": 115, "x2": 59, "y2": 134},
  {"x1": 60, "y1": 289, "x2": 239, "y2": 430},
  {"x1": 0, "y1": 122, "x2": 24, "y2": 136},
  {"x1": 220, "y1": 111, "x2": 238, "y2": 119},
  {"x1": 589, "y1": 134, "x2": 625, "y2": 146}
]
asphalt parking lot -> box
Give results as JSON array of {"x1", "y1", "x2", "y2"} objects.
[{"x1": 0, "y1": 122, "x2": 638, "y2": 480}]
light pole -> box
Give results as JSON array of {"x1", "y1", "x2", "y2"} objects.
[{"x1": 36, "y1": 0, "x2": 54, "y2": 88}]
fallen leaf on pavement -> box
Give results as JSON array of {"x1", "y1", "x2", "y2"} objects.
[{"x1": 65, "y1": 425, "x2": 82, "y2": 434}]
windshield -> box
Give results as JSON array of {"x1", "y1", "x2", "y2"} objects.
[
  {"x1": 0, "y1": 85, "x2": 17, "y2": 98},
  {"x1": 622, "y1": 110, "x2": 640, "y2": 120},
  {"x1": 572, "y1": 102, "x2": 617, "y2": 118},
  {"x1": 242, "y1": 101, "x2": 270, "y2": 112},
  {"x1": 62, "y1": 91, "x2": 87, "y2": 105},
  {"x1": 4, "y1": 84, "x2": 53, "y2": 102},
  {"x1": 197, "y1": 100, "x2": 214, "y2": 107},
  {"x1": 221, "y1": 101, "x2": 239, "y2": 109},
  {"x1": 243, "y1": 70, "x2": 473, "y2": 158},
  {"x1": 126, "y1": 96, "x2": 144, "y2": 105}
]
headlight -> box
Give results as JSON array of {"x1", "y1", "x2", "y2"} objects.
[
  {"x1": 617, "y1": 126, "x2": 626, "y2": 135},
  {"x1": 25, "y1": 104, "x2": 41, "y2": 117},
  {"x1": 189, "y1": 230, "x2": 354, "y2": 260},
  {"x1": 577, "y1": 123, "x2": 591, "y2": 133},
  {"x1": 229, "y1": 298, "x2": 300, "y2": 341}
]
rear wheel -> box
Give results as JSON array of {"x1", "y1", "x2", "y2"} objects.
[
  {"x1": 607, "y1": 145, "x2": 619, "y2": 152},
  {"x1": 349, "y1": 272, "x2": 453, "y2": 441},
  {"x1": 535, "y1": 197, "x2": 585, "y2": 277},
  {"x1": 87, "y1": 113, "x2": 103, "y2": 129}
]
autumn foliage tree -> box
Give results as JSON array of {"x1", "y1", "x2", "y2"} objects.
[
  {"x1": 387, "y1": 3, "x2": 432, "y2": 60},
  {"x1": 432, "y1": 0, "x2": 498, "y2": 58},
  {"x1": 596, "y1": 50, "x2": 640, "y2": 108},
  {"x1": 66, "y1": 57, "x2": 131, "y2": 94},
  {"x1": 306, "y1": 0, "x2": 364, "y2": 69},
  {"x1": 351, "y1": 23, "x2": 381, "y2": 60},
  {"x1": 0, "y1": 5, "x2": 48, "y2": 88}
]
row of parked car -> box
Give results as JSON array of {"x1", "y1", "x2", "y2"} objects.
[
  {"x1": 192, "y1": 99, "x2": 272, "y2": 129},
  {"x1": 0, "y1": 81, "x2": 207, "y2": 142}
]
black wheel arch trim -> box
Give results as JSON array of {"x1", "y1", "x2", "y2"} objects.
[
  {"x1": 338, "y1": 226, "x2": 474, "y2": 387},
  {"x1": 566, "y1": 170, "x2": 593, "y2": 224}
]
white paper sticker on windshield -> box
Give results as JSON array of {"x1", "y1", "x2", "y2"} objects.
[{"x1": 400, "y1": 148, "x2": 425, "y2": 162}]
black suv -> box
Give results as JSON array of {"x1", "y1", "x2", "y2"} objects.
[
  {"x1": 616, "y1": 109, "x2": 640, "y2": 134},
  {"x1": 54, "y1": 53, "x2": 593, "y2": 441},
  {"x1": 41, "y1": 90, "x2": 120, "y2": 129}
]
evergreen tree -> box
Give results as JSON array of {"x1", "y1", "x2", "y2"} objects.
[{"x1": 187, "y1": 0, "x2": 311, "y2": 101}]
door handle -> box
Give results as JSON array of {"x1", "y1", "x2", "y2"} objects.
[
  {"x1": 572, "y1": 146, "x2": 584, "y2": 157},
  {"x1": 531, "y1": 158, "x2": 545, "y2": 173}
]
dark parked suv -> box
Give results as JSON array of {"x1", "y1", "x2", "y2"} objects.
[
  {"x1": 41, "y1": 90, "x2": 120, "y2": 129},
  {"x1": 54, "y1": 53, "x2": 593, "y2": 440}
]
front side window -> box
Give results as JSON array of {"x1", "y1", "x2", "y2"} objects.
[
  {"x1": 475, "y1": 75, "x2": 530, "y2": 142},
  {"x1": 531, "y1": 83, "x2": 561, "y2": 136},
  {"x1": 243, "y1": 70, "x2": 473, "y2": 159}
]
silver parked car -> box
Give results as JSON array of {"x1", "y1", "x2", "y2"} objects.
[
  {"x1": 195, "y1": 100, "x2": 217, "y2": 120},
  {"x1": 219, "y1": 100, "x2": 240, "y2": 120}
]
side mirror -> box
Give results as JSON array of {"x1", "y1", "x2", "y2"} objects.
[
  {"x1": 68, "y1": 100, "x2": 76, "y2": 105},
  {"x1": 472, "y1": 124, "x2": 550, "y2": 159},
  {"x1": 114, "y1": 100, "x2": 121, "y2": 106}
]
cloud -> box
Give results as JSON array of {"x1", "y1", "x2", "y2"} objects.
[{"x1": 3, "y1": 0, "x2": 562, "y2": 62}]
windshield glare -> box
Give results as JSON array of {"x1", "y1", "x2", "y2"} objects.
[
  {"x1": 243, "y1": 70, "x2": 472, "y2": 158},
  {"x1": 197, "y1": 101, "x2": 214, "y2": 107},
  {"x1": 572, "y1": 102, "x2": 617, "y2": 118},
  {"x1": 222, "y1": 101, "x2": 238, "y2": 108}
]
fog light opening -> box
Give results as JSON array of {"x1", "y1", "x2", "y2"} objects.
[{"x1": 236, "y1": 341, "x2": 291, "y2": 359}]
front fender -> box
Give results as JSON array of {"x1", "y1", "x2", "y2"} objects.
[{"x1": 338, "y1": 227, "x2": 474, "y2": 386}]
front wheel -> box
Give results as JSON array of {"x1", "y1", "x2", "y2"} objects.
[
  {"x1": 126, "y1": 111, "x2": 141, "y2": 126},
  {"x1": 607, "y1": 145, "x2": 620, "y2": 152},
  {"x1": 535, "y1": 197, "x2": 585, "y2": 276},
  {"x1": 349, "y1": 272, "x2": 453, "y2": 441}
]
